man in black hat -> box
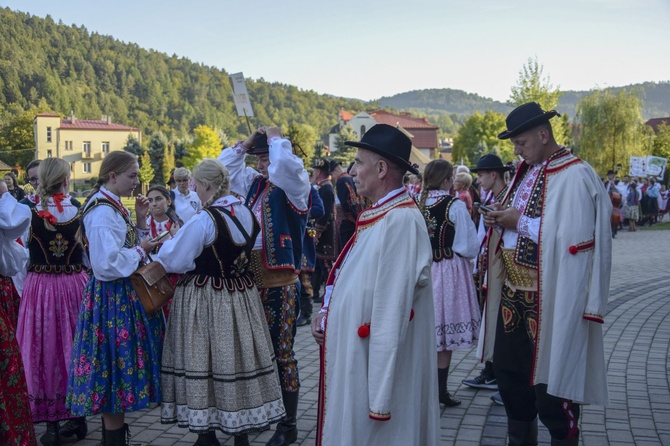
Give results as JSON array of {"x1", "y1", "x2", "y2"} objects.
[
  {"x1": 219, "y1": 126, "x2": 310, "y2": 446},
  {"x1": 462, "y1": 154, "x2": 511, "y2": 400},
  {"x1": 311, "y1": 124, "x2": 439, "y2": 445},
  {"x1": 478, "y1": 103, "x2": 612, "y2": 445}
]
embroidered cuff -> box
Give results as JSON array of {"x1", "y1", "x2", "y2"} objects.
[
  {"x1": 583, "y1": 313, "x2": 604, "y2": 324},
  {"x1": 517, "y1": 215, "x2": 533, "y2": 238},
  {"x1": 134, "y1": 246, "x2": 148, "y2": 263},
  {"x1": 369, "y1": 410, "x2": 391, "y2": 421},
  {"x1": 233, "y1": 141, "x2": 247, "y2": 154}
]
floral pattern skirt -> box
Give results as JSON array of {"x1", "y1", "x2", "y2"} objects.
[
  {"x1": 0, "y1": 276, "x2": 37, "y2": 446},
  {"x1": 66, "y1": 276, "x2": 164, "y2": 415},
  {"x1": 17, "y1": 270, "x2": 87, "y2": 422}
]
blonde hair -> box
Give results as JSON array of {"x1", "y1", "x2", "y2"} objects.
[
  {"x1": 192, "y1": 159, "x2": 230, "y2": 208},
  {"x1": 36, "y1": 158, "x2": 70, "y2": 231},
  {"x1": 455, "y1": 172, "x2": 472, "y2": 190},
  {"x1": 82, "y1": 151, "x2": 138, "y2": 207},
  {"x1": 173, "y1": 167, "x2": 191, "y2": 180},
  {"x1": 418, "y1": 159, "x2": 453, "y2": 211}
]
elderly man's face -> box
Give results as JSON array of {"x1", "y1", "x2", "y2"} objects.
[
  {"x1": 350, "y1": 149, "x2": 380, "y2": 200},
  {"x1": 175, "y1": 176, "x2": 190, "y2": 194}
]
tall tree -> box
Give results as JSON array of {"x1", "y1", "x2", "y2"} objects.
[
  {"x1": 509, "y1": 57, "x2": 570, "y2": 145},
  {"x1": 162, "y1": 143, "x2": 175, "y2": 185},
  {"x1": 123, "y1": 135, "x2": 143, "y2": 157},
  {"x1": 575, "y1": 89, "x2": 648, "y2": 175},
  {"x1": 148, "y1": 132, "x2": 167, "y2": 185},
  {"x1": 286, "y1": 122, "x2": 317, "y2": 167},
  {"x1": 332, "y1": 125, "x2": 359, "y2": 165},
  {"x1": 139, "y1": 150, "x2": 155, "y2": 189},
  {"x1": 452, "y1": 111, "x2": 514, "y2": 165},
  {"x1": 651, "y1": 122, "x2": 670, "y2": 160},
  {"x1": 182, "y1": 125, "x2": 223, "y2": 169}
]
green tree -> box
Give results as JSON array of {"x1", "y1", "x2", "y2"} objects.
[
  {"x1": 333, "y1": 125, "x2": 359, "y2": 165},
  {"x1": 651, "y1": 122, "x2": 670, "y2": 160},
  {"x1": 148, "y1": 133, "x2": 167, "y2": 185},
  {"x1": 0, "y1": 103, "x2": 52, "y2": 169},
  {"x1": 123, "y1": 135, "x2": 143, "y2": 157},
  {"x1": 452, "y1": 111, "x2": 514, "y2": 165},
  {"x1": 575, "y1": 89, "x2": 648, "y2": 175},
  {"x1": 182, "y1": 125, "x2": 223, "y2": 169},
  {"x1": 162, "y1": 143, "x2": 175, "y2": 185},
  {"x1": 509, "y1": 57, "x2": 570, "y2": 145},
  {"x1": 286, "y1": 122, "x2": 317, "y2": 167},
  {"x1": 139, "y1": 150, "x2": 155, "y2": 186}
]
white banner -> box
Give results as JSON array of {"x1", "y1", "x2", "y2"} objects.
[
  {"x1": 229, "y1": 72, "x2": 254, "y2": 117},
  {"x1": 629, "y1": 155, "x2": 668, "y2": 179}
]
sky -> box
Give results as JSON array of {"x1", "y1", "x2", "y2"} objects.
[{"x1": 2, "y1": 0, "x2": 669, "y2": 103}]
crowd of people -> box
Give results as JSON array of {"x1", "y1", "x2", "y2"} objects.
[{"x1": 0, "y1": 102, "x2": 624, "y2": 445}]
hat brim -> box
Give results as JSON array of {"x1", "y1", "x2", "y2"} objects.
[
  {"x1": 470, "y1": 166, "x2": 511, "y2": 173},
  {"x1": 344, "y1": 141, "x2": 419, "y2": 175},
  {"x1": 498, "y1": 110, "x2": 559, "y2": 140}
]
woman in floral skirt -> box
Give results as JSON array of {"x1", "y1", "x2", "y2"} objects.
[
  {"x1": 66, "y1": 151, "x2": 164, "y2": 446},
  {"x1": 0, "y1": 178, "x2": 37, "y2": 445}
]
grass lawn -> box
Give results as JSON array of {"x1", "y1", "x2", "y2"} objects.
[{"x1": 638, "y1": 221, "x2": 670, "y2": 230}]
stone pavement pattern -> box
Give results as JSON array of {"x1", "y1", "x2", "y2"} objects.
[{"x1": 36, "y1": 229, "x2": 670, "y2": 445}]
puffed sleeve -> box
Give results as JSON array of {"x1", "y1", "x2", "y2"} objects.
[
  {"x1": 154, "y1": 211, "x2": 215, "y2": 274},
  {"x1": 218, "y1": 142, "x2": 259, "y2": 198},
  {"x1": 267, "y1": 137, "x2": 311, "y2": 211},
  {"x1": 0, "y1": 194, "x2": 31, "y2": 276}
]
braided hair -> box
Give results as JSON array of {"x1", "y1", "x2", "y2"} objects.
[
  {"x1": 418, "y1": 159, "x2": 453, "y2": 212},
  {"x1": 192, "y1": 158, "x2": 230, "y2": 208},
  {"x1": 36, "y1": 158, "x2": 70, "y2": 231}
]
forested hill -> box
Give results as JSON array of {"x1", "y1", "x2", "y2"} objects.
[
  {"x1": 0, "y1": 7, "x2": 366, "y2": 140},
  {"x1": 377, "y1": 83, "x2": 670, "y2": 120}
]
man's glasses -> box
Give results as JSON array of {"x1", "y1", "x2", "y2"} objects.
[{"x1": 28, "y1": 177, "x2": 39, "y2": 183}]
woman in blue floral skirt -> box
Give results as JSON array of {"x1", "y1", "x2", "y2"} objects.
[{"x1": 66, "y1": 151, "x2": 164, "y2": 446}]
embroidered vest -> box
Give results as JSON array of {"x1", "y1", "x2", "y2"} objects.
[
  {"x1": 81, "y1": 198, "x2": 139, "y2": 253},
  {"x1": 28, "y1": 208, "x2": 84, "y2": 274},
  {"x1": 179, "y1": 206, "x2": 260, "y2": 292},
  {"x1": 421, "y1": 194, "x2": 457, "y2": 262},
  {"x1": 246, "y1": 177, "x2": 308, "y2": 272}
]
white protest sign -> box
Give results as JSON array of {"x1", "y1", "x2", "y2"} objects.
[{"x1": 229, "y1": 72, "x2": 254, "y2": 117}]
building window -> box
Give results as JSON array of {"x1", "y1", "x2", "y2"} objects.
[
  {"x1": 83, "y1": 162, "x2": 91, "y2": 174},
  {"x1": 46, "y1": 127, "x2": 52, "y2": 143},
  {"x1": 102, "y1": 142, "x2": 110, "y2": 156},
  {"x1": 65, "y1": 141, "x2": 73, "y2": 151},
  {"x1": 47, "y1": 150, "x2": 53, "y2": 158},
  {"x1": 83, "y1": 141, "x2": 91, "y2": 158},
  {"x1": 360, "y1": 125, "x2": 366, "y2": 137}
]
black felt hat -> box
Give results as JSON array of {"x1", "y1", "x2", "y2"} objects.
[
  {"x1": 498, "y1": 102, "x2": 560, "y2": 140},
  {"x1": 471, "y1": 154, "x2": 511, "y2": 173},
  {"x1": 313, "y1": 158, "x2": 332, "y2": 174},
  {"x1": 247, "y1": 133, "x2": 269, "y2": 155},
  {"x1": 344, "y1": 124, "x2": 418, "y2": 174}
]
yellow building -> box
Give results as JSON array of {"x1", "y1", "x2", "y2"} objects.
[{"x1": 34, "y1": 112, "x2": 141, "y2": 186}]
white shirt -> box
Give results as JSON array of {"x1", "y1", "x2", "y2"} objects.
[
  {"x1": 156, "y1": 196, "x2": 254, "y2": 274},
  {"x1": 83, "y1": 186, "x2": 149, "y2": 281},
  {"x1": 173, "y1": 189, "x2": 201, "y2": 223},
  {"x1": 0, "y1": 193, "x2": 30, "y2": 277}
]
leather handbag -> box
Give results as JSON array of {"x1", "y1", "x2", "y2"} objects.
[{"x1": 130, "y1": 260, "x2": 174, "y2": 315}]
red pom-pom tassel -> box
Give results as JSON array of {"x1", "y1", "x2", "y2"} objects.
[
  {"x1": 568, "y1": 245, "x2": 578, "y2": 255},
  {"x1": 358, "y1": 324, "x2": 370, "y2": 338}
]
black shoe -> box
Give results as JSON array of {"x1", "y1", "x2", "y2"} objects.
[
  {"x1": 40, "y1": 421, "x2": 61, "y2": 446},
  {"x1": 193, "y1": 431, "x2": 221, "y2": 446},
  {"x1": 296, "y1": 314, "x2": 310, "y2": 327},
  {"x1": 59, "y1": 417, "x2": 88, "y2": 441},
  {"x1": 234, "y1": 433, "x2": 250, "y2": 446},
  {"x1": 439, "y1": 391, "x2": 461, "y2": 407},
  {"x1": 312, "y1": 296, "x2": 322, "y2": 304},
  {"x1": 265, "y1": 422, "x2": 297, "y2": 446},
  {"x1": 462, "y1": 369, "x2": 497, "y2": 390},
  {"x1": 490, "y1": 391, "x2": 504, "y2": 406}
]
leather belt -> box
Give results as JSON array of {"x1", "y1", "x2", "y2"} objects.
[{"x1": 250, "y1": 250, "x2": 298, "y2": 289}]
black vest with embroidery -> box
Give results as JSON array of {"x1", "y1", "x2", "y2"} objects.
[
  {"x1": 179, "y1": 206, "x2": 260, "y2": 292},
  {"x1": 421, "y1": 194, "x2": 457, "y2": 262},
  {"x1": 81, "y1": 198, "x2": 139, "y2": 253},
  {"x1": 28, "y1": 208, "x2": 84, "y2": 274}
]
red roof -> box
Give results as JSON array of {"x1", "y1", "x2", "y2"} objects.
[
  {"x1": 339, "y1": 109, "x2": 353, "y2": 122},
  {"x1": 646, "y1": 117, "x2": 670, "y2": 133},
  {"x1": 369, "y1": 110, "x2": 438, "y2": 130},
  {"x1": 60, "y1": 119, "x2": 139, "y2": 131}
]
